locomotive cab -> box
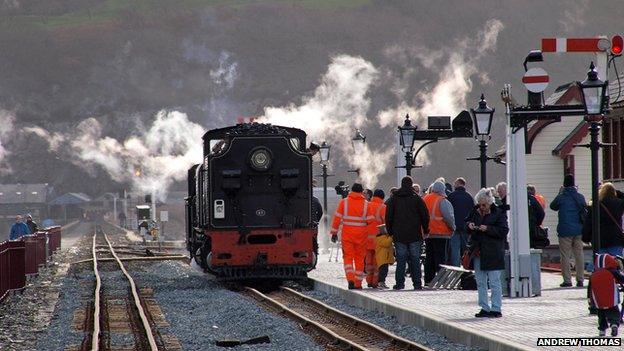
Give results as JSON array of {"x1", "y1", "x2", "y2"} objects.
[{"x1": 186, "y1": 123, "x2": 318, "y2": 280}]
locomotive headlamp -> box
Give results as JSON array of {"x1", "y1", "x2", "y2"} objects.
[{"x1": 250, "y1": 148, "x2": 272, "y2": 171}]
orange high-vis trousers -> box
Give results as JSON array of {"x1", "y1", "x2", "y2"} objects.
[
  {"x1": 365, "y1": 249, "x2": 378, "y2": 286},
  {"x1": 342, "y1": 232, "x2": 367, "y2": 288}
]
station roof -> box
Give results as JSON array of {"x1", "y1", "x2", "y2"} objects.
[
  {"x1": 0, "y1": 183, "x2": 53, "y2": 204},
  {"x1": 48, "y1": 192, "x2": 91, "y2": 205}
]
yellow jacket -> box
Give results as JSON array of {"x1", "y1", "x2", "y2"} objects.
[{"x1": 375, "y1": 234, "x2": 395, "y2": 267}]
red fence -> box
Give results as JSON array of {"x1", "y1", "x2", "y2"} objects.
[{"x1": 0, "y1": 226, "x2": 62, "y2": 302}]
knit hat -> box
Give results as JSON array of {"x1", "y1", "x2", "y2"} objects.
[{"x1": 563, "y1": 174, "x2": 575, "y2": 187}]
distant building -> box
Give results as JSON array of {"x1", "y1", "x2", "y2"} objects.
[
  {"x1": 48, "y1": 192, "x2": 91, "y2": 223},
  {"x1": 601, "y1": 77, "x2": 624, "y2": 185},
  {"x1": 0, "y1": 183, "x2": 54, "y2": 238}
]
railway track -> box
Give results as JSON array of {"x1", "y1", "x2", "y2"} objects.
[
  {"x1": 244, "y1": 286, "x2": 433, "y2": 351},
  {"x1": 84, "y1": 226, "x2": 159, "y2": 351}
]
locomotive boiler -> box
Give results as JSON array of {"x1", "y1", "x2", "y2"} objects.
[{"x1": 185, "y1": 123, "x2": 318, "y2": 280}]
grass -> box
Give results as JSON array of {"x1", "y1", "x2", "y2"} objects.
[{"x1": 4, "y1": 0, "x2": 372, "y2": 29}]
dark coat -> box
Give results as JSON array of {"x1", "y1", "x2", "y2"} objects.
[
  {"x1": 447, "y1": 187, "x2": 474, "y2": 232},
  {"x1": 311, "y1": 196, "x2": 323, "y2": 223},
  {"x1": 385, "y1": 186, "x2": 430, "y2": 244},
  {"x1": 26, "y1": 220, "x2": 38, "y2": 234},
  {"x1": 549, "y1": 187, "x2": 586, "y2": 237},
  {"x1": 528, "y1": 194, "x2": 545, "y2": 242},
  {"x1": 583, "y1": 195, "x2": 624, "y2": 249},
  {"x1": 466, "y1": 204, "x2": 509, "y2": 271}
]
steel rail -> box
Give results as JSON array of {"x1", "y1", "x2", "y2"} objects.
[
  {"x1": 245, "y1": 286, "x2": 433, "y2": 351},
  {"x1": 244, "y1": 287, "x2": 364, "y2": 350},
  {"x1": 279, "y1": 286, "x2": 433, "y2": 351},
  {"x1": 91, "y1": 232, "x2": 101, "y2": 351},
  {"x1": 103, "y1": 233, "x2": 159, "y2": 351}
]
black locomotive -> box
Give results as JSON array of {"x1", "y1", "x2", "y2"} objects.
[{"x1": 186, "y1": 123, "x2": 318, "y2": 280}]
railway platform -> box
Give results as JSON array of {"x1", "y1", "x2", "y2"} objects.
[{"x1": 310, "y1": 253, "x2": 601, "y2": 351}]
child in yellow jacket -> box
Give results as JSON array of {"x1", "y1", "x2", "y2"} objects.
[{"x1": 375, "y1": 224, "x2": 395, "y2": 289}]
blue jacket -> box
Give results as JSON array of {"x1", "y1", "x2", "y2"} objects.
[
  {"x1": 550, "y1": 187, "x2": 587, "y2": 237},
  {"x1": 447, "y1": 187, "x2": 475, "y2": 232},
  {"x1": 10, "y1": 222, "x2": 30, "y2": 241}
]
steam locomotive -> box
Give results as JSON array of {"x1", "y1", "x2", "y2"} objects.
[{"x1": 185, "y1": 123, "x2": 318, "y2": 280}]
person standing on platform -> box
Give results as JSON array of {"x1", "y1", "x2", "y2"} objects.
[
  {"x1": 330, "y1": 183, "x2": 374, "y2": 290},
  {"x1": 423, "y1": 181, "x2": 455, "y2": 285},
  {"x1": 26, "y1": 214, "x2": 38, "y2": 234},
  {"x1": 466, "y1": 188, "x2": 509, "y2": 318},
  {"x1": 528, "y1": 184, "x2": 546, "y2": 209},
  {"x1": 583, "y1": 183, "x2": 624, "y2": 257},
  {"x1": 495, "y1": 182, "x2": 509, "y2": 211},
  {"x1": 9, "y1": 215, "x2": 30, "y2": 241},
  {"x1": 550, "y1": 174, "x2": 586, "y2": 287},
  {"x1": 448, "y1": 178, "x2": 475, "y2": 266},
  {"x1": 385, "y1": 176, "x2": 429, "y2": 290},
  {"x1": 364, "y1": 189, "x2": 386, "y2": 288},
  {"x1": 375, "y1": 225, "x2": 394, "y2": 290}
]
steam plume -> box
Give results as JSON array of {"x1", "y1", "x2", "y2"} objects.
[
  {"x1": 70, "y1": 111, "x2": 204, "y2": 200},
  {"x1": 0, "y1": 110, "x2": 15, "y2": 174},
  {"x1": 258, "y1": 55, "x2": 391, "y2": 186}
]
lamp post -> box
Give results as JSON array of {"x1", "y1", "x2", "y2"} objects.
[
  {"x1": 349, "y1": 129, "x2": 366, "y2": 177},
  {"x1": 577, "y1": 61, "x2": 609, "y2": 255},
  {"x1": 319, "y1": 141, "x2": 331, "y2": 249},
  {"x1": 468, "y1": 94, "x2": 495, "y2": 189},
  {"x1": 398, "y1": 115, "x2": 417, "y2": 175}
]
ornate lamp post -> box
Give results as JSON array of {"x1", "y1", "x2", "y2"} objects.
[
  {"x1": 319, "y1": 141, "x2": 331, "y2": 238},
  {"x1": 577, "y1": 61, "x2": 609, "y2": 255},
  {"x1": 468, "y1": 94, "x2": 496, "y2": 189},
  {"x1": 398, "y1": 115, "x2": 417, "y2": 175},
  {"x1": 349, "y1": 129, "x2": 366, "y2": 177}
]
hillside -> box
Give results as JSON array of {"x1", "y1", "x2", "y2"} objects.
[{"x1": 0, "y1": 0, "x2": 622, "y2": 196}]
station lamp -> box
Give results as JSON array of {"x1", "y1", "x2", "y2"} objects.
[
  {"x1": 352, "y1": 129, "x2": 366, "y2": 154},
  {"x1": 398, "y1": 114, "x2": 417, "y2": 152},
  {"x1": 470, "y1": 94, "x2": 495, "y2": 137},
  {"x1": 319, "y1": 141, "x2": 331, "y2": 164},
  {"x1": 578, "y1": 62, "x2": 608, "y2": 116}
]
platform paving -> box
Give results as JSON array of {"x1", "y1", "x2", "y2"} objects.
[{"x1": 310, "y1": 253, "x2": 610, "y2": 351}]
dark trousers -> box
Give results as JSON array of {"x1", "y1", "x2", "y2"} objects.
[
  {"x1": 597, "y1": 306, "x2": 621, "y2": 331},
  {"x1": 378, "y1": 264, "x2": 389, "y2": 283},
  {"x1": 425, "y1": 238, "x2": 448, "y2": 284}
]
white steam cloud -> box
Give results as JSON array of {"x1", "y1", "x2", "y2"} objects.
[
  {"x1": 259, "y1": 20, "x2": 504, "y2": 186},
  {"x1": 28, "y1": 111, "x2": 203, "y2": 201},
  {"x1": 0, "y1": 110, "x2": 15, "y2": 174},
  {"x1": 70, "y1": 111, "x2": 203, "y2": 200},
  {"x1": 258, "y1": 55, "x2": 393, "y2": 186},
  {"x1": 378, "y1": 19, "x2": 504, "y2": 164}
]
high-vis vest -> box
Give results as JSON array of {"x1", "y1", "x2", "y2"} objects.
[
  {"x1": 330, "y1": 192, "x2": 374, "y2": 236},
  {"x1": 423, "y1": 193, "x2": 452, "y2": 237},
  {"x1": 366, "y1": 197, "x2": 386, "y2": 249}
]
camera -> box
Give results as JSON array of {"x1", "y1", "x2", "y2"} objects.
[{"x1": 334, "y1": 181, "x2": 349, "y2": 199}]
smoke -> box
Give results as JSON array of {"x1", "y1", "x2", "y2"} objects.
[
  {"x1": 27, "y1": 111, "x2": 203, "y2": 201},
  {"x1": 377, "y1": 19, "x2": 504, "y2": 164},
  {"x1": 70, "y1": 111, "x2": 204, "y2": 200},
  {"x1": 23, "y1": 126, "x2": 66, "y2": 152},
  {"x1": 210, "y1": 51, "x2": 239, "y2": 89},
  {"x1": 257, "y1": 20, "x2": 504, "y2": 187},
  {"x1": 0, "y1": 110, "x2": 15, "y2": 174},
  {"x1": 559, "y1": 1, "x2": 589, "y2": 33},
  {"x1": 258, "y1": 55, "x2": 392, "y2": 186}
]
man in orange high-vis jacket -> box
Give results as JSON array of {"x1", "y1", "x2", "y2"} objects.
[
  {"x1": 330, "y1": 183, "x2": 375, "y2": 289},
  {"x1": 423, "y1": 181, "x2": 456, "y2": 285},
  {"x1": 364, "y1": 189, "x2": 386, "y2": 288}
]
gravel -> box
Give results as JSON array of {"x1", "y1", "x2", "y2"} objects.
[
  {"x1": 128, "y1": 261, "x2": 323, "y2": 351},
  {"x1": 302, "y1": 289, "x2": 483, "y2": 351},
  {"x1": 35, "y1": 268, "x2": 94, "y2": 351}
]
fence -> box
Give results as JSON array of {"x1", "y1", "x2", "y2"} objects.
[{"x1": 0, "y1": 226, "x2": 62, "y2": 302}]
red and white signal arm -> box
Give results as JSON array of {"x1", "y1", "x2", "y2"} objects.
[
  {"x1": 522, "y1": 67, "x2": 549, "y2": 93},
  {"x1": 542, "y1": 36, "x2": 623, "y2": 55}
]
